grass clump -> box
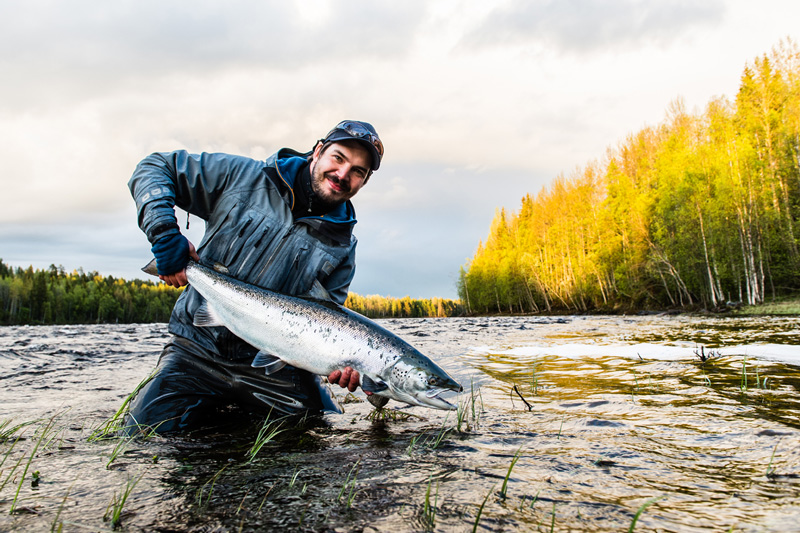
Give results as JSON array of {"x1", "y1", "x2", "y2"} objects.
[
  {"x1": 337, "y1": 460, "x2": 361, "y2": 508},
  {"x1": 734, "y1": 296, "x2": 800, "y2": 316},
  {"x1": 246, "y1": 413, "x2": 286, "y2": 463},
  {"x1": 2, "y1": 413, "x2": 65, "y2": 514},
  {"x1": 104, "y1": 470, "x2": 146, "y2": 528}
]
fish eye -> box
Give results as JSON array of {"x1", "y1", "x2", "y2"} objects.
[{"x1": 427, "y1": 376, "x2": 438, "y2": 385}]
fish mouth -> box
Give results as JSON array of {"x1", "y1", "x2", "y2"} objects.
[{"x1": 423, "y1": 387, "x2": 459, "y2": 410}]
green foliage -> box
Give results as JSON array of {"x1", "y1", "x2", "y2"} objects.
[
  {"x1": 345, "y1": 292, "x2": 464, "y2": 318},
  {"x1": 461, "y1": 40, "x2": 800, "y2": 314},
  {"x1": 0, "y1": 260, "x2": 181, "y2": 325}
]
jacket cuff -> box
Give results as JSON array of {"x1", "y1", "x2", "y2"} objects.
[{"x1": 147, "y1": 222, "x2": 181, "y2": 244}]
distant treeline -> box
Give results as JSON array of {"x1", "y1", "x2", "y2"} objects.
[
  {"x1": 459, "y1": 40, "x2": 800, "y2": 314},
  {"x1": 0, "y1": 259, "x2": 463, "y2": 325},
  {"x1": 345, "y1": 292, "x2": 463, "y2": 318},
  {"x1": 0, "y1": 260, "x2": 180, "y2": 324}
]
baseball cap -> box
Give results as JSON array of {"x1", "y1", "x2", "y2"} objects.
[{"x1": 322, "y1": 120, "x2": 384, "y2": 171}]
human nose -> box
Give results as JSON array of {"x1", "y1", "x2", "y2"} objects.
[{"x1": 332, "y1": 163, "x2": 352, "y2": 182}]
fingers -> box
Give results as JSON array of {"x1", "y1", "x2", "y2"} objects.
[
  {"x1": 328, "y1": 367, "x2": 361, "y2": 393},
  {"x1": 188, "y1": 241, "x2": 200, "y2": 261},
  {"x1": 159, "y1": 270, "x2": 189, "y2": 288},
  {"x1": 158, "y1": 241, "x2": 196, "y2": 288}
]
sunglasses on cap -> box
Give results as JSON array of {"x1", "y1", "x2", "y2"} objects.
[{"x1": 327, "y1": 120, "x2": 384, "y2": 158}]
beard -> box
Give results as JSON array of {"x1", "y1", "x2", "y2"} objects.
[{"x1": 310, "y1": 163, "x2": 352, "y2": 207}]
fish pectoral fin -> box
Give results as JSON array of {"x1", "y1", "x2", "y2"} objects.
[
  {"x1": 251, "y1": 351, "x2": 287, "y2": 374},
  {"x1": 361, "y1": 375, "x2": 389, "y2": 394},
  {"x1": 212, "y1": 262, "x2": 230, "y2": 275},
  {"x1": 193, "y1": 301, "x2": 226, "y2": 327}
]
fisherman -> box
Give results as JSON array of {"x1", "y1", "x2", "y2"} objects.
[{"x1": 125, "y1": 120, "x2": 383, "y2": 434}]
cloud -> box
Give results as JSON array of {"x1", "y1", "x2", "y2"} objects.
[
  {"x1": 1, "y1": 0, "x2": 797, "y2": 301},
  {"x1": 0, "y1": 0, "x2": 427, "y2": 108},
  {"x1": 461, "y1": 0, "x2": 725, "y2": 53}
]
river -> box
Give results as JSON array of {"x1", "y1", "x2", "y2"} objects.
[{"x1": 1, "y1": 315, "x2": 799, "y2": 531}]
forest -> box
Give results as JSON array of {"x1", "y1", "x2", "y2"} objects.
[
  {"x1": 0, "y1": 259, "x2": 463, "y2": 325},
  {"x1": 0, "y1": 261, "x2": 180, "y2": 324},
  {"x1": 459, "y1": 40, "x2": 800, "y2": 314}
]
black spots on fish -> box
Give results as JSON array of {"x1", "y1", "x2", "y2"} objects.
[{"x1": 392, "y1": 366, "x2": 408, "y2": 380}]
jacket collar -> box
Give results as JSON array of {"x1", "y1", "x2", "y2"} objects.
[{"x1": 265, "y1": 149, "x2": 357, "y2": 245}]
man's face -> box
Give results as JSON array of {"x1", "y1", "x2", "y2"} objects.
[{"x1": 309, "y1": 140, "x2": 371, "y2": 205}]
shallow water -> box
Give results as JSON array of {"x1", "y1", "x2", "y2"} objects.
[{"x1": 1, "y1": 315, "x2": 799, "y2": 531}]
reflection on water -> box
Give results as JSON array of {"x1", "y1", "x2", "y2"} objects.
[{"x1": 0, "y1": 315, "x2": 799, "y2": 531}]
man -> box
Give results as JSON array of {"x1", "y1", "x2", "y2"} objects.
[{"x1": 125, "y1": 120, "x2": 383, "y2": 434}]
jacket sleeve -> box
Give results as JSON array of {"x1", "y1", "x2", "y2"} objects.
[{"x1": 128, "y1": 151, "x2": 264, "y2": 243}]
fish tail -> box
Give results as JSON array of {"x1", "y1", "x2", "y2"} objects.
[{"x1": 141, "y1": 258, "x2": 159, "y2": 277}]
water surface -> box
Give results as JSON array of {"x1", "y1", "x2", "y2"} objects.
[{"x1": 1, "y1": 315, "x2": 799, "y2": 531}]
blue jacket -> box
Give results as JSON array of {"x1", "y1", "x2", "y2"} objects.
[{"x1": 129, "y1": 148, "x2": 358, "y2": 353}]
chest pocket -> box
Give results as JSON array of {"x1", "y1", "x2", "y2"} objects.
[
  {"x1": 200, "y1": 200, "x2": 347, "y2": 296},
  {"x1": 252, "y1": 227, "x2": 343, "y2": 296}
]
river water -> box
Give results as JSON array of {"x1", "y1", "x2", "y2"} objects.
[{"x1": 1, "y1": 315, "x2": 799, "y2": 531}]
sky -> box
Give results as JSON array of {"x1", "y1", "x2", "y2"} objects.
[{"x1": 1, "y1": 0, "x2": 798, "y2": 299}]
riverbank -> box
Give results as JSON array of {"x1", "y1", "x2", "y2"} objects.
[{"x1": 733, "y1": 297, "x2": 800, "y2": 316}]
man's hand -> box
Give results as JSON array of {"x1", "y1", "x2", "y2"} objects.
[
  {"x1": 158, "y1": 241, "x2": 200, "y2": 288},
  {"x1": 328, "y1": 366, "x2": 372, "y2": 395}
]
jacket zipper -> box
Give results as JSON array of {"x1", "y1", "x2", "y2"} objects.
[{"x1": 255, "y1": 224, "x2": 294, "y2": 280}]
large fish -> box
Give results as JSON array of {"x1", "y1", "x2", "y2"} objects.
[{"x1": 143, "y1": 260, "x2": 462, "y2": 410}]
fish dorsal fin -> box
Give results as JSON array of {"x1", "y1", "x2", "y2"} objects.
[
  {"x1": 251, "y1": 351, "x2": 287, "y2": 375},
  {"x1": 303, "y1": 279, "x2": 333, "y2": 301},
  {"x1": 361, "y1": 375, "x2": 389, "y2": 394},
  {"x1": 193, "y1": 301, "x2": 225, "y2": 327}
]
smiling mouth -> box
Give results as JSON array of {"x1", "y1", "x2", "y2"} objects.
[{"x1": 326, "y1": 176, "x2": 349, "y2": 194}]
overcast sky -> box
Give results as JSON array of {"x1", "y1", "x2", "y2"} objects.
[{"x1": 1, "y1": 0, "x2": 798, "y2": 299}]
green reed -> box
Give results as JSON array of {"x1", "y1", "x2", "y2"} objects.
[
  {"x1": 7, "y1": 414, "x2": 61, "y2": 514},
  {"x1": 628, "y1": 495, "x2": 664, "y2": 532},
  {"x1": 530, "y1": 362, "x2": 539, "y2": 395},
  {"x1": 0, "y1": 419, "x2": 36, "y2": 444},
  {"x1": 407, "y1": 413, "x2": 453, "y2": 454},
  {"x1": 337, "y1": 460, "x2": 361, "y2": 508},
  {"x1": 196, "y1": 465, "x2": 227, "y2": 509},
  {"x1": 104, "y1": 470, "x2": 146, "y2": 528},
  {"x1": 499, "y1": 446, "x2": 524, "y2": 499},
  {"x1": 766, "y1": 442, "x2": 779, "y2": 477},
  {"x1": 90, "y1": 371, "x2": 156, "y2": 440},
  {"x1": 422, "y1": 474, "x2": 439, "y2": 530},
  {"x1": 472, "y1": 484, "x2": 495, "y2": 533},
  {"x1": 50, "y1": 483, "x2": 73, "y2": 533},
  {"x1": 519, "y1": 489, "x2": 541, "y2": 511},
  {"x1": 456, "y1": 379, "x2": 483, "y2": 432},
  {"x1": 741, "y1": 356, "x2": 749, "y2": 391},
  {"x1": 246, "y1": 412, "x2": 286, "y2": 463}
]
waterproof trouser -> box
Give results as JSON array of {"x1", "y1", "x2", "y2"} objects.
[{"x1": 124, "y1": 335, "x2": 341, "y2": 435}]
